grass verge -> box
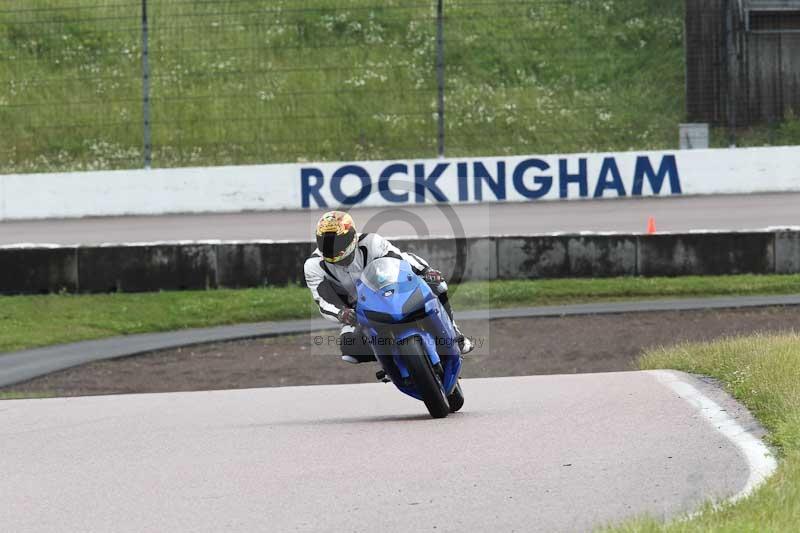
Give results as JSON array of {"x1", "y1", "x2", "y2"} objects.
[
  {"x1": 607, "y1": 333, "x2": 800, "y2": 531},
  {"x1": 0, "y1": 392, "x2": 53, "y2": 400},
  {"x1": 1, "y1": 274, "x2": 799, "y2": 353}
]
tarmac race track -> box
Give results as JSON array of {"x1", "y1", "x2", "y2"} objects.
[
  {"x1": 1, "y1": 192, "x2": 799, "y2": 245},
  {"x1": 0, "y1": 371, "x2": 773, "y2": 532}
]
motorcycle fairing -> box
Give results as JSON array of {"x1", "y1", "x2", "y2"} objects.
[{"x1": 356, "y1": 257, "x2": 462, "y2": 399}]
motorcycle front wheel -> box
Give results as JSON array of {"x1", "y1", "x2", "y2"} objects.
[{"x1": 399, "y1": 338, "x2": 450, "y2": 419}]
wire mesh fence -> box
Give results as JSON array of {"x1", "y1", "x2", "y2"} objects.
[
  {"x1": 1, "y1": 2, "x2": 143, "y2": 172},
  {"x1": 1, "y1": 0, "x2": 798, "y2": 174}
]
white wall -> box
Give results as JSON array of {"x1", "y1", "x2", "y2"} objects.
[{"x1": 1, "y1": 146, "x2": 799, "y2": 220}]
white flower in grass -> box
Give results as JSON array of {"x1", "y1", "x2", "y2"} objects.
[{"x1": 625, "y1": 18, "x2": 645, "y2": 29}]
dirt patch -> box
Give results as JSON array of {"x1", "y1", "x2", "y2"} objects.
[{"x1": 4, "y1": 306, "x2": 798, "y2": 397}]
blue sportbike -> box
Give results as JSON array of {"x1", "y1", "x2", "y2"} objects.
[{"x1": 355, "y1": 257, "x2": 465, "y2": 419}]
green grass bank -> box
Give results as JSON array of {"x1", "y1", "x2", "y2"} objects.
[{"x1": 4, "y1": 0, "x2": 798, "y2": 174}]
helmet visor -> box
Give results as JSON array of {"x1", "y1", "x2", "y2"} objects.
[{"x1": 318, "y1": 230, "x2": 357, "y2": 263}]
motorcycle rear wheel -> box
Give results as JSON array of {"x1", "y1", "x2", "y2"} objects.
[{"x1": 400, "y1": 338, "x2": 450, "y2": 419}]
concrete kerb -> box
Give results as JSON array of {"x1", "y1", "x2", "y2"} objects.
[
  {"x1": 637, "y1": 232, "x2": 775, "y2": 277},
  {"x1": 496, "y1": 235, "x2": 639, "y2": 279},
  {"x1": 0, "y1": 245, "x2": 79, "y2": 293},
  {"x1": 776, "y1": 231, "x2": 800, "y2": 274},
  {"x1": 77, "y1": 243, "x2": 219, "y2": 292}
]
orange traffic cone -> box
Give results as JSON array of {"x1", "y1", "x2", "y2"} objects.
[{"x1": 646, "y1": 216, "x2": 657, "y2": 234}]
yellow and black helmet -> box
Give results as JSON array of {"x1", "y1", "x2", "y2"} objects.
[{"x1": 316, "y1": 211, "x2": 357, "y2": 264}]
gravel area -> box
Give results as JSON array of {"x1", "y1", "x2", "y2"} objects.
[{"x1": 4, "y1": 306, "x2": 798, "y2": 396}]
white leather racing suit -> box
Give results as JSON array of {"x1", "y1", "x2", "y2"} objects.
[
  {"x1": 303, "y1": 232, "x2": 452, "y2": 359},
  {"x1": 304, "y1": 233, "x2": 435, "y2": 320}
]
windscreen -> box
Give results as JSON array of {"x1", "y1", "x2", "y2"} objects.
[{"x1": 361, "y1": 257, "x2": 402, "y2": 292}]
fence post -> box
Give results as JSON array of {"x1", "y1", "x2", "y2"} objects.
[
  {"x1": 436, "y1": 0, "x2": 445, "y2": 158},
  {"x1": 723, "y1": 0, "x2": 738, "y2": 147},
  {"x1": 141, "y1": 0, "x2": 153, "y2": 168}
]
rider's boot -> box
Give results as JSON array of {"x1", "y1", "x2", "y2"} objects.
[
  {"x1": 340, "y1": 329, "x2": 377, "y2": 364},
  {"x1": 341, "y1": 353, "x2": 377, "y2": 364},
  {"x1": 453, "y1": 322, "x2": 474, "y2": 355},
  {"x1": 438, "y1": 293, "x2": 474, "y2": 355}
]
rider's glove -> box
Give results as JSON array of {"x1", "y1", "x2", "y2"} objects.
[
  {"x1": 423, "y1": 269, "x2": 444, "y2": 285},
  {"x1": 338, "y1": 307, "x2": 357, "y2": 326}
]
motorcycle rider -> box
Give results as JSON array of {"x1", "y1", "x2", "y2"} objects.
[{"x1": 304, "y1": 210, "x2": 474, "y2": 364}]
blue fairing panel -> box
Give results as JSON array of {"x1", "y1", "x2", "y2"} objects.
[{"x1": 356, "y1": 257, "x2": 462, "y2": 399}]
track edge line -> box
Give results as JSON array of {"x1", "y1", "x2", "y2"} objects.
[{"x1": 650, "y1": 369, "x2": 778, "y2": 505}]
